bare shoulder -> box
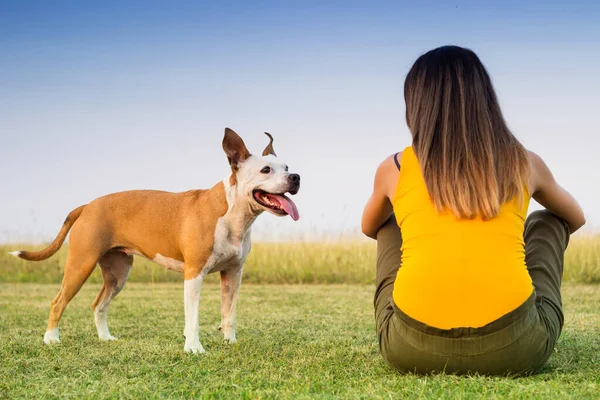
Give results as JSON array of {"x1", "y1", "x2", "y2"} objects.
[
  {"x1": 374, "y1": 152, "x2": 403, "y2": 199},
  {"x1": 527, "y1": 150, "x2": 545, "y2": 169},
  {"x1": 526, "y1": 150, "x2": 555, "y2": 195},
  {"x1": 377, "y1": 152, "x2": 403, "y2": 173},
  {"x1": 528, "y1": 150, "x2": 556, "y2": 173}
]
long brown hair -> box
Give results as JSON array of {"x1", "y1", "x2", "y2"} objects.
[{"x1": 404, "y1": 45, "x2": 529, "y2": 220}]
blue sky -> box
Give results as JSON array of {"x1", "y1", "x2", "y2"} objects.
[{"x1": 1, "y1": 1, "x2": 599, "y2": 242}]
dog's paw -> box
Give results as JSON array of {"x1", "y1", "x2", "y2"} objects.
[
  {"x1": 223, "y1": 329, "x2": 236, "y2": 344},
  {"x1": 43, "y1": 337, "x2": 61, "y2": 345},
  {"x1": 220, "y1": 323, "x2": 236, "y2": 343},
  {"x1": 99, "y1": 334, "x2": 118, "y2": 342},
  {"x1": 184, "y1": 340, "x2": 205, "y2": 354},
  {"x1": 43, "y1": 328, "x2": 60, "y2": 345},
  {"x1": 224, "y1": 337, "x2": 237, "y2": 345}
]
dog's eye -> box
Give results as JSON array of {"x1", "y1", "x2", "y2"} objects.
[
  {"x1": 261, "y1": 166, "x2": 271, "y2": 174},
  {"x1": 285, "y1": 165, "x2": 289, "y2": 172}
]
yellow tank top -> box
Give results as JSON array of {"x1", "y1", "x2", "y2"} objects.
[{"x1": 391, "y1": 146, "x2": 533, "y2": 329}]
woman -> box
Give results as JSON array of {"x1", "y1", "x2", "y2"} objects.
[{"x1": 361, "y1": 45, "x2": 585, "y2": 376}]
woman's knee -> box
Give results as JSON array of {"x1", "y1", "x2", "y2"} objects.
[
  {"x1": 376, "y1": 215, "x2": 401, "y2": 242},
  {"x1": 525, "y1": 210, "x2": 570, "y2": 236}
]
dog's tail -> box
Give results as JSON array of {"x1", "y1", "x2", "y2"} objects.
[{"x1": 9, "y1": 205, "x2": 87, "y2": 261}]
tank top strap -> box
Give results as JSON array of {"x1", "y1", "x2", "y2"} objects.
[{"x1": 391, "y1": 146, "x2": 416, "y2": 204}]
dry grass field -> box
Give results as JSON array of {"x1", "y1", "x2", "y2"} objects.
[{"x1": 1, "y1": 235, "x2": 598, "y2": 284}]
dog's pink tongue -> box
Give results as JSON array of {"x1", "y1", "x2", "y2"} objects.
[{"x1": 277, "y1": 195, "x2": 300, "y2": 221}]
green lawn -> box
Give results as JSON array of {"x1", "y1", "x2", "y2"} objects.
[{"x1": 1, "y1": 283, "x2": 599, "y2": 399}]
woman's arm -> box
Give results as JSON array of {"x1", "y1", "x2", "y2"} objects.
[
  {"x1": 361, "y1": 154, "x2": 400, "y2": 239},
  {"x1": 529, "y1": 151, "x2": 586, "y2": 233}
]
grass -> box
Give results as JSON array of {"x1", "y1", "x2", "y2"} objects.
[
  {"x1": 0, "y1": 283, "x2": 599, "y2": 399},
  {"x1": 564, "y1": 236, "x2": 600, "y2": 283},
  {"x1": 0, "y1": 241, "x2": 377, "y2": 285},
  {"x1": 1, "y1": 238, "x2": 598, "y2": 397},
  {"x1": 1, "y1": 234, "x2": 599, "y2": 284}
]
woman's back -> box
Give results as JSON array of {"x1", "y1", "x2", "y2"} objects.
[
  {"x1": 362, "y1": 44, "x2": 585, "y2": 375},
  {"x1": 391, "y1": 146, "x2": 533, "y2": 329}
]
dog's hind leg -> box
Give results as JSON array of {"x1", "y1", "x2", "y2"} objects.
[
  {"x1": 45, "y1": 251, "x2": 100, "y2": 344},
  {"x1": 92, "y1": 251, "x2": 133, "y2": 341}
]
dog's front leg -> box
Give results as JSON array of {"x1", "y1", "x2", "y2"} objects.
[
  {"x1": 183, "y1": 270, "x2": 206, "y2": 354},
  {"x1": 219, "y1": 265, "x2": 243, "y2": 343}
]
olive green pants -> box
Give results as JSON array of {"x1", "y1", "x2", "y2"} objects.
[{"x1": 374, "y1": 210, "x2": 570, "y2": 376}]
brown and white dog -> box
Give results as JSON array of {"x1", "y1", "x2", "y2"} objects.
[{"x1": 9, "y1": 128, "x2": 300, "y2": 353}]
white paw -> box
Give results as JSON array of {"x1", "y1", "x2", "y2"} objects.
[
  {"x1": 223, "y1": 330, "x2": 237, "y2": 344},
  {"x1": 184, "y1": 340, "x2": 205, "y2": 354},
  {"x1": 220, "y1": 323, "x2": 236, "y2": 343},
  {"x1": 224, "y1": 336, "x2": 237, "y2": 344},
  {"x1": 99, "y1": 334, "x2": 118, "y2": 341},
  {"x1": 43, "y1": 328, "x2": 60, "y2": 345}
]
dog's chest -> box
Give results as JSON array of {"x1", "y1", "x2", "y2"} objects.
[{"x1": 205, "y1": 217, "x2": 251, "y2": 273}]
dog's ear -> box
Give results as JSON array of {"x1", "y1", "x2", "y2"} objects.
[
  {"x1": 262, "y1": 132, "x2": 277, "y2": 157},
  {"x1": 223, "y1": 128, "x2": 251, "y2": 169}
]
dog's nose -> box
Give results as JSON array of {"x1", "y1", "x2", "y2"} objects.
[{"x1": 288, "y1": 174, "x2": 300, "y2": 184}]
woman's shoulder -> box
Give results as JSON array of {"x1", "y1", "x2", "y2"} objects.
[
  {"x1": 526, "y1": 149, "x2": 543, "y2": 165},
  {"x1": 374, "y1": 152, "x2": 403, "y2": 200},
  {"x1": 377, "y1": 152, "x2": 403, "y2": 173},
  {"x1": 526, "y1": 149, "x2": 550, "y2": 196}
]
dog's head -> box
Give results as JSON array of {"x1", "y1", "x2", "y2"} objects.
[{"x1": 222, "y1": 128, "x2": 300, "y2": 221}]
